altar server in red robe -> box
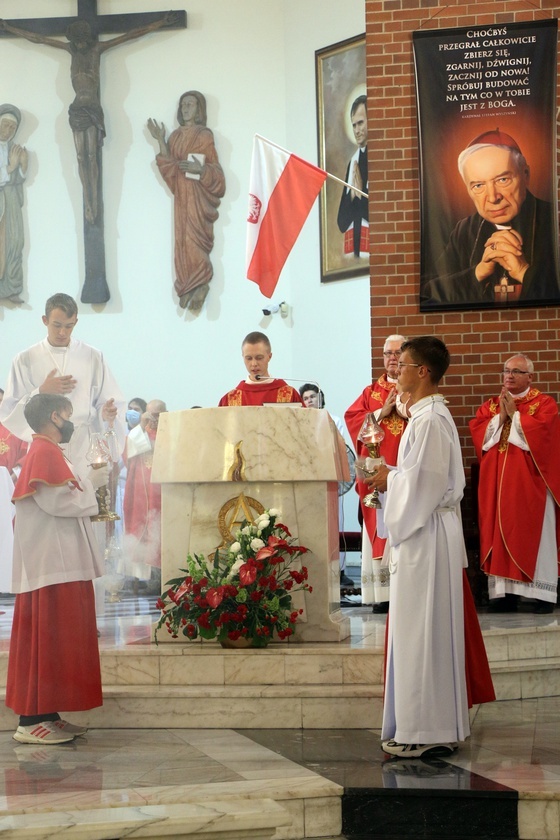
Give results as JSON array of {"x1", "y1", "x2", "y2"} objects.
[
  {"x1": 6, "y1": 394, "x2": 108, "y2": 744},
  {"x1": 218, "y1": 331, "x2": 303, "y2": 406},
  {"x1": 470, "y1": 355, "x2": 560, "y2": 613},
  {"x1": 123, "y1": 399, "x2": 166, "y2": 570},
  {"x1": 344, "y1": 334, "x2": 408, "y2": 610}
]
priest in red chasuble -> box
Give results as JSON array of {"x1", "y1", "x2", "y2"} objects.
[
  {"x1": 0, "y1": 424, "x2": 27, "y2": 479},
  {"x1": 470, "y1": 355, "x2": 560, "y2": 614},
  {"x1": 123, "y1": 399, "x2": 166, "y2": 569},
  {"x1": 218, "y1": 331, "x2": 302, "y2": 406},
  {"x1": 0, "y1": 388, "x2": 27, "y2": 480},
  {"x1": 344, "y1": 334, "x2": 409, "y2": 610}
]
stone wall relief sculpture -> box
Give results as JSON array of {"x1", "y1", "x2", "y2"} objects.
[{"x1": 0, "y1": 104, "x2": 28, "y2": 305}]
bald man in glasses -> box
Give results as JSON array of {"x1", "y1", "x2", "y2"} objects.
[{"x1": 470, "y1": 354, "x2": 560, "y2": 613}]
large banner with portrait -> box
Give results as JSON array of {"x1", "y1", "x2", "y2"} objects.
[{"x1": 413, "y1": 19, "x2": 559, "y2": 312}]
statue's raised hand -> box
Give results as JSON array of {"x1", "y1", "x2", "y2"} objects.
[{"x1": 147, "y1": 118, "x2": 166, "y2": 142}]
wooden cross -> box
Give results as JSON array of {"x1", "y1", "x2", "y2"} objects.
[{"x1": 0, "y1": 1, "x2": 187, "y2": 304}]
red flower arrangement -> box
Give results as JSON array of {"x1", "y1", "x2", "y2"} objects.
[{"x1": 155, "y1": 509, "x2": 312, "y2": 647}]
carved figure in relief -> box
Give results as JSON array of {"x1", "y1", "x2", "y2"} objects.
[{"x1": 147, "y1": 91, "x2": 226, "y2": 312}]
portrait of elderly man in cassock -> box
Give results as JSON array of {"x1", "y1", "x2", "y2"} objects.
[{"x1": 421, "y1": 129, "x2": 560, "y2": 310}]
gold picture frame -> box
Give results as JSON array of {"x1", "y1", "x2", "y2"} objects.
[{"x1": 316, "y1": 34, "x2": 369, "y2": 283}]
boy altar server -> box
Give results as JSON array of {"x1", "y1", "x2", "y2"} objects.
[{"x1": 6, "y1": 394, "x2": 108, "y2": 744}]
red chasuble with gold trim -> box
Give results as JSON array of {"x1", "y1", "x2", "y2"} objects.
[
  {"x1": 218, "y1": 379, "x2": 303, "y2": 406},
  {"x1": 469, "y1": 388, "x2": 560, "y2": 583},
  {"x1": 0, "y1": 423, "x2": 27, "y2": 474}
]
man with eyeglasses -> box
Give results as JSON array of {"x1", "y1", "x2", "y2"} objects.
[
  {"x1": 470, "y1": 355, "x2": 560, "y2": 614},
  {"x1": 344, "y1": 334, "x2": 408, "y2": 612},
  {"x1": 365, "y1": 336, "x2": 494, "y2": 759},
  {"x1": 422, "y1": 130, "x2": 559, "y2": 307}
]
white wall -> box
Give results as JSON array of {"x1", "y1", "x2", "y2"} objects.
[{"x1": 0, "y1": 0, "x2": 370, "y2": 529}]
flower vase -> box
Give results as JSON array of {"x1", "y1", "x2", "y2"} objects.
[{"x1": 219, "y1": 636, "x2": 256, "y2": 649}]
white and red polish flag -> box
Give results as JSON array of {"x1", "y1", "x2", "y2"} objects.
[{"x1": 246, "y1": 135, "x2": 327, "y2": 298}]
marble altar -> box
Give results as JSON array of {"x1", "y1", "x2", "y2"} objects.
[{"x1": 151, "y1": 407, "x2": 351, "y2": 642}]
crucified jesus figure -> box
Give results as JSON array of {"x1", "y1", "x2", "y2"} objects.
[{"x1": 0, "y1": 11, "x2": 180, "y2": 224}]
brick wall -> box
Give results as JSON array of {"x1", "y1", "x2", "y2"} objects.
[{"x1": 365, "y1": 0, "x2": 560, "y2": 512}]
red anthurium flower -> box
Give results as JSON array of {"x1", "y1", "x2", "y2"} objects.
[
  {"x1": 206, "y1": 587, "x2": 225, "y2": 609},
  {"x1": 239, "y1": 563, "x2": 257, "y2": 586},
  {"x1": 174, "y1": 579, "x2": 191, "y2": 600},
  {"x1": 268, "y1": 535, "x2": 289, "y2": 550},
  {"x1": 256, "y1": 546, "x2": 276, "y2": 561}
]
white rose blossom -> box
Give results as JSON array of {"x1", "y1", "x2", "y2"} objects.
[
  {"x1": 229, "y1": 542, "x2": 241, "y2": 555},
  {"x1": 250, "y1": 538, "x2": 265, "y2": 551},
  {"x1": 241, "y1": 526, "x2": 253, "y2": 536},
  {"x1": 229, "y1": 558, "x2": 244, "y2": 576},
  {"x1": 268, "y1": 508, "x2": 280, "y2": 517}
]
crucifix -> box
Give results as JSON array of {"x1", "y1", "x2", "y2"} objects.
[{"x1": 0, "y1": 1, "x2": 187, "y2": 304}]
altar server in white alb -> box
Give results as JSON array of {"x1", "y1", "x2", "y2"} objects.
[
  {"x1": 366, "y1": 336, "x2": 485, "y2": 759},
  {"x1": 0, "y1": 293, "x2": 126, "y2": 476}
]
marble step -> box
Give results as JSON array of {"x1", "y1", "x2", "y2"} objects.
[
  {"x1": 489, "y1": 655, "x2": 560, "y2": 701},
  {"x1": 0, "y1": 798, "x2": 291, "y2": 840},
  {"x1": 0, "y1": 728, "x2": 344, "y2": 840},
  {"x1": 0, "y1": 683, "x2": 383, "y2": 730},
  {"x1": 0, "y1": 624, "x2": 559, "y2": 732},
  {"x1": 1, "y1": 649, "x2": 558, "y2": 733},
  {"x1": 70, "y1": 652, "x2": 560, "y2": 730}
]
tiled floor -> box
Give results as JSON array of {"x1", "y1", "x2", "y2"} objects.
[{"x1": 0, "y1": 593, "x2": 559, "y2": 839}]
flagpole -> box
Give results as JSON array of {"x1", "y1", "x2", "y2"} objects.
[{"x1": 255, "y1": 134, "x2": 368, "y2": 199}]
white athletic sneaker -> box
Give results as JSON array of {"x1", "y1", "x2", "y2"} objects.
[
  {"x1": 381, "y1": 740, "x2": 458, "y2": 758},
  {"x1": 53, "y1": 719, "x2": 88, "y2": 736},
  {"x1": 13, "y1": 722, "x2": 75, "y2": 745}
]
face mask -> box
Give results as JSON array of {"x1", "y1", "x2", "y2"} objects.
[
  {"x1": 53, "y1": 416, "x2": 74, "y2": 444},
  {"x1": 126, "y1": 409, "x2": 141, "y2": 427}
]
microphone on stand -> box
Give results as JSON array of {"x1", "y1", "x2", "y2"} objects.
[{"x1": 254, "y1": 376, "x2": 323, "y2": 407}]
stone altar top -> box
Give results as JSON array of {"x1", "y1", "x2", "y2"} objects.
[{"x1": 152, "y1": 407, "x2": 349, "y2": 484}]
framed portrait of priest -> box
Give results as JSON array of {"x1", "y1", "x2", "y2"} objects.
[
  {"x1": 414, "y1": 19, "x2": 560, "y2": 312},
  {"x1": 316, "y1": 34, "x2": 369, "y2": 284}
]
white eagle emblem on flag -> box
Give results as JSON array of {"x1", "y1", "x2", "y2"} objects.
[{"x1": 247, "y1": 194, "x2": 262, "y2": 224}]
